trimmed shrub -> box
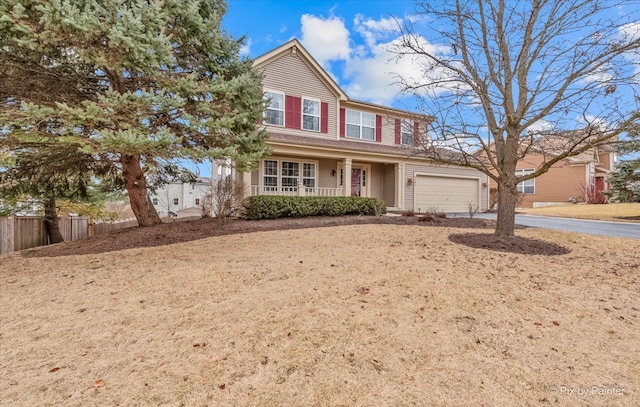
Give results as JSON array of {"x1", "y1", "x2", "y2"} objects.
[{"x1": 242, "y1": 196, "x2": 386, "y2": 220}]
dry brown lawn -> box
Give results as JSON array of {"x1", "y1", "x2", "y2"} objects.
[
  {"x1": 1, "y1": 224, "x2": 639, "y2": 406},
  {"x1": 519, "y1": 203, "x2": 640, "y2": 222}
]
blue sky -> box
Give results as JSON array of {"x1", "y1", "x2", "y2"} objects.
[
  {"x1": 222, "y1": 0, "x2": 640, "y2": 115},
  {"x1": 223, "y1": 0, "x2": 422, "y2": 109}
]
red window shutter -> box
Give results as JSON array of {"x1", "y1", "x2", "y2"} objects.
[
  {"x1": 376, "y1": 115, "x2": 382, "y2": 142},
  {"x1": 285, "y1": 95, "x2": 301, "y2": 129},
  {"x1": 413, "y1": 121, "x2": 420, "y2": 147},
  {"x1": 394, "y1": 119, "x2": 401, "y2": 144},
  {"x1": 321, "y1": 102, "x2": 328, "y2": 133},
  {"x1": 340, "y1": 108, "x2": 345, "y2": 137}
]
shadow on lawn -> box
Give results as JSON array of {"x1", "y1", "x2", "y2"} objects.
[
  {"x1": 449, "y1": 233, "x2": 571, "y2": 256},
  {"x1": 21, "y1": 215, "x2": 531, "y2": 258}
]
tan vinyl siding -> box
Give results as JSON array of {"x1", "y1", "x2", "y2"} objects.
[
  {"x1": 379, "y1": 115, "x2": 396, "y2": 147},
  {"x1": 493, "y1": 154, "x2": 590, "y2": 207},
  {"x1": 259, "y1": 53, "x2": 337, "y2": 138},
  {"x1": 520, "y1": 163, "x2": 587, "y2": 207},
  {"x1": 404, "y1": 162, "x2": 488, "y2": 211},
  {"x1": 383, "y1": 164, "x2": 396, "y2": 206},
  {"x1": 318, "y1": 158, "x2": 339, "y2": 188},
  {"x1": 598, "y1": 152, "x2": 614, "y2": 171},
  {"x1": 369, "y1": 163, "x2": 385, "y2": 201}
]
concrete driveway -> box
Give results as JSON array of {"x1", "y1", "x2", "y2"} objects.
[{"x1": 461, "y1": 213, "x2": 640, "y2": 240}]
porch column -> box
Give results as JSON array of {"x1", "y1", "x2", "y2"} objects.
[
  {"x1": 343, "y1": 158, "x2": 352, "y2": 197},
  {"x1": 395, "y1": 162, "x2": 405, "y2": 209},
  {"x1": 239, "y1": 170, "x2": 252, "y2": 200}
]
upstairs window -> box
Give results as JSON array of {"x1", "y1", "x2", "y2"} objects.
[
  {"x1": 302, "y1": 98, "x2": 320, "y2": 131},
  {"x1": 346, "y1": 110, "x2": 375, "y2": 140},
  {"x1": 264, "y1": 91, "x2": 284, "y2": 126},
  {"x1": 515, "y1": 169, "x2": 535, "y2": 194},
  {"x1": 401, "y1": 120, "x2": 414, "y2": 145}
]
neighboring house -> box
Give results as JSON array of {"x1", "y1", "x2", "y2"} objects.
[
  {"x1": 486, "y1": 137, "x2": 617, "y2": 208},
  {"x1": 149, "y1": 177, "x2": 211, "y2": 216},
  {"x1": 233, "y1": 39, "x2": 489, "y2": 213}
]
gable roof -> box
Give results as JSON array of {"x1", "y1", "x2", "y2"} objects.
[
  {"x1": 254, "y1": 39, "x2": 348, "y2": 101},
  {"x1": 253, "y1": 39, "x2": 431, "y2": 121}
]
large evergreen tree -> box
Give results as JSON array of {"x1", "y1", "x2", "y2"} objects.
[{"x1": 1, "y1": 0, "x2": 269, "y2": 227}]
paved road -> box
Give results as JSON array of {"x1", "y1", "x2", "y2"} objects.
[{"x1": 463, "y1": 213, "x2": 640, "y2": 240}]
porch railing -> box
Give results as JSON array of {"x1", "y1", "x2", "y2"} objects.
[{"x1": 251, "y1": 185, "x2": 345, "y2": 197}]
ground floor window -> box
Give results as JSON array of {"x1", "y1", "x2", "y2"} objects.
[
  {"x1": 515, "y1": 169, "x2": 535, "y2": 194},
  {"x1": 262, "y1": 159, "x2": 316, "y2": 191}
]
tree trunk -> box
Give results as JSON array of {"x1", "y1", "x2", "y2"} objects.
[
  {"x1": 121, "y1": 154, "x2": 162, "y2": 227},
  {"x1": 495, "y1": 177, "x2": 518, "y2": 237},
  {"x1": 43, "y1": 195, "x2": 64, "y2": 244}
]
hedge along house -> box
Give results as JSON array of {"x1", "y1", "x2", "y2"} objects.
[{"x1": 236, "y1": 39, "x2": 489, "y2": 213}]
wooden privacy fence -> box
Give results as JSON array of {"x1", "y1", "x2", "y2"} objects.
[
  {"x1": 92, "y1": 219, "x2": 139, "y2": 235},
  {"x1": 0, "y1": 216, "x2": 201, "y2": 255},
  {"x1": 1, "y1": 216, "x2": 46, "y2": 255},
  {"x1": 0, "y1": 216, "x2": 142, "y2": 255}
]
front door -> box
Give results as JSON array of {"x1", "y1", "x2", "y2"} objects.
[{"x1": 351, "y1": 168, "x2": 362, "y2": 197}]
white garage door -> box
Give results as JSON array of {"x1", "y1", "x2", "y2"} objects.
[{"x1": 414, "y1": 175, "x2": 479, "y2": 213}]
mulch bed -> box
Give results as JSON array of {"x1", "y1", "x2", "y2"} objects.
[
  {"x1": 449, "y1": 232, "x2": 571, "y2": 256},
  {"x1": 21, "y1": 215, "x2": 569, "y2": 258}
]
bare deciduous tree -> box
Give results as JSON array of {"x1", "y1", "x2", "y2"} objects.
[
  {"x1": 394, "y1": 0, "x2": 640, "y2": 236},
  {"x1": 210, "y1": 176, "x2": 244, "y2": 220}
]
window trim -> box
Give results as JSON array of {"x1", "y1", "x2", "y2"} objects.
[
  {"x1": 401, "y1": 120, "x2": 413, "y2": 145},
  {"x1": 259, "y1": 157, "x2": 319, "y2": 191},
  {"x1": 345, "y1": 109, "x2": 376, "y2": 140},
  {"x1": 263, "y1": 89, "x2": 285, "y2": 127},
  {"x1": 515, "y1": 168, "x2": 535, "y2": 194},
  {"x1": 301, "y1": 96, "x2": 321, "y2": 132}
]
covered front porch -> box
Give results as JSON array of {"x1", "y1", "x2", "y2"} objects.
[{"x1": 240, "y1": 154, "x2": 406, "y2": 209}]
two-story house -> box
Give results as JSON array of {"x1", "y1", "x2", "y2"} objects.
[
  {"x1": 149, "y1": 177, "x2": 211, "y2": 217},
  {"x1": 235, "y1": 39, "x2": 489, "y2": 213},
  {"x1": 509, "y1": 144, "x2": 616, "y2": 208}
]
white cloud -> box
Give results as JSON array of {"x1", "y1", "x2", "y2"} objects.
[
  {"x1": 300, "y1": 14, "x2": 350, "y2": 66},
  {"x1": 298, "y1": 13, "x2": 457, "y2": 105},
  {"x1": 239, "y1": 38, "x2": 251, "y2": 56},
  {"x1": 353, "y1": 14, "x2": 400, "y2": 49},
  {"x1": 620, "y1": 22, "x2": 640, "y2": 77},
  {"x1": 344, "y1": 32, "x2": 454, "y2": 105},
  {"x1": 620, "y1": 21, "x2": 640, "y2": 41},
  {"x1": 525, "y1": 119, "x2": 554, "y2": 134},
  {"x1": 577, "y1": 114, "x2": 608, "y2": 128}
]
